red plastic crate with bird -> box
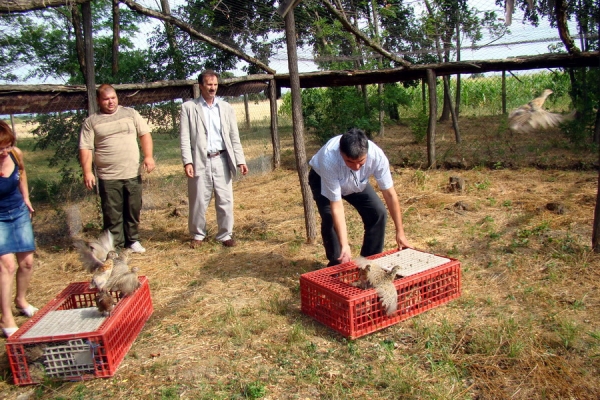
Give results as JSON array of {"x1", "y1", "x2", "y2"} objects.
[
  {"x1": 5, "y1": 276, "x2": 153, "y2": 385},
  {"x1": 300, "y1": 248, "x2": 461, "y2": 339}
]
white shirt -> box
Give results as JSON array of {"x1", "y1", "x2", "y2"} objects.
[
  {"x1": 200, "y1": 97, "x2": 225, "y2": 153},
  {"x1": 309, "y1": 135, "x2": 393, "y2": 202}
]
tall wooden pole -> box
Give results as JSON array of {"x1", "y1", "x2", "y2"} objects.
[
  {"x1": 502, "y1": 70, "x2": 507, "y2": 115},
  {"x1": 283, "y1": 8, "x2": 317, "y2": 244},
  {"x1": 82, "y1": 1, "x2": 97, "y2": 115},
  {"x1": 426, "y1": 69, "x2": 437, "y2": 169},
  {"x1": 268, "y1": 79, "x2": 281, "y2": 170}
]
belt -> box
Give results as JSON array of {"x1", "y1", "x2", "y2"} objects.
[{"x1": 207, "y1": 150, "x2": 226, "y2": 158}]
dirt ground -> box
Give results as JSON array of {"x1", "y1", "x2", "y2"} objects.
[{"x1": 0, "y1": 121, "x2": 599, "y2": 399}]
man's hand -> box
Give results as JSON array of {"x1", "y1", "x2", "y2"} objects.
[
  {"x1": 395, "y1": 231, "x2": 412, "y2": 250},
  {"x1": 184, "y1": 163, "x2": 194, "y2": 178},
  {"x1": 83, "y1": 171, "x2": 96, "y2": 190},
  {"x1": 337, "y1": 244, "x2": 352, "y2": 264},
  {"x1": 143, "y1": 157, "x2": 155, "y2": 173},
  {"x1": 238, "y1": 164, "x2": 249, "y2": 175}
]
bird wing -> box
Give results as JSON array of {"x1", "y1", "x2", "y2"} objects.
[
  {"x1": 375, "y1": 282, "x2": 398, "y2": 316},
  {"x1": 73, "y1": 239, "x2": 105, "y2": 273},
  {"x1": 354, "y1": 256, "x2": 371, "y2": 270},
  {"x1": 88, "y1": 230, "x2": 115, "y2": 261},
  {"x1": 91, "y1": 259, "x2": 114, "y2": 291},
  {"x1": 108, "y1": 268, "x2": 141, "y2": 296}
]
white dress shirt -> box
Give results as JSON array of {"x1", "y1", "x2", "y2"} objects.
[{"x1": 309, "y1": 135, "x2": 394, "y2": 202}]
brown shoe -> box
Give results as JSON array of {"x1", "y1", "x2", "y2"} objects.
[
  {"x1": 221, "y1": 239, "x2": 236, "y2": 247},
  {"x1": 190, "y1": 239, "x2": 204, "y2": 249}
]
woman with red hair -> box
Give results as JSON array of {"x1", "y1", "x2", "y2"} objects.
[{"x1": 0, "y1": 120, "x2": 37, "y2": 338}]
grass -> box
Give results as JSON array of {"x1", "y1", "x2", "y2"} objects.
[{"x1": 0, "y1": 114, "x2": 599, "y2": 399}]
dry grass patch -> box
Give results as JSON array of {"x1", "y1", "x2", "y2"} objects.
[{"x1": 0, "y1": 124, "x2": 599, "y2": 399}]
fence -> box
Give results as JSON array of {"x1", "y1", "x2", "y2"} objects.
[{"x1": 2, "y1": 66, "x2": 597, "y2": 203}]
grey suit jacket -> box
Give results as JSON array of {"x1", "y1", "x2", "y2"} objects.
[{"x1": 180, "y1": 97, "x2": 246, "y2": 177}]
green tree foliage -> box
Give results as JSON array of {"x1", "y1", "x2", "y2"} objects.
[
  {"x1": 0, "y1": 0, "x2": 150, "y2": 84},
  {"x1": 178, "y1": 0, "x2": 282, "y2": 74},
  {"x1": 280, "y1": 83, "x2": 411, "y2": 143}
]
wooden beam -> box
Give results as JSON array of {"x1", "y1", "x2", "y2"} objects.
[{"x1": 0, "y1": 0, "x2": 87, "y2": 13}]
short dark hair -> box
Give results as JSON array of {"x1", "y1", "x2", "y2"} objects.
[
  {"x1": 198, "y1": 70, "x2": 220, "y2": 85},
  {"x1": 339, "y1": 128, "x2": 368, "y2": 159},
  {"x1": 96, "y1": 83, "x2": 116, "y2": 98}
]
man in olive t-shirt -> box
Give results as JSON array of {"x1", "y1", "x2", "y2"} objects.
[{"x1": 79, "y1": 84, "x2": 155, "y2": 253}]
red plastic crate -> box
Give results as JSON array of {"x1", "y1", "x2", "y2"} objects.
[
  {"x1": 5, "y1": 276, "x2": 153, "y2": 385},
  {"x1": 300, "y1": 249, "x2": 461, "y2": 339}
]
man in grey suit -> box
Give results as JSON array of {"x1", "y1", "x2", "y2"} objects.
[{"x1": 180, "y1": 70, "x2": 249, "y2": 248}]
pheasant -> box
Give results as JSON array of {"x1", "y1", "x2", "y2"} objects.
[
  {"x1": 354, "y1": 257, "x2": 401, "y2": 316},
  {"x1": 73, "y1": 230, "x2": 115, "y2": 274},
  {"x1": 508, "y1": 89, "x2": 575, "y2": 134},
  {"x1": 95, "y1": 290, "x2": 115, "y2": 316}
]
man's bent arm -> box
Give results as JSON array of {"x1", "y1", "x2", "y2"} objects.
[
  {"x1": 331, "y1": 200, "x2": 352, "y2": 263},
  {"x1": 382, "y1": 187, "x2": 411, "y2": 249}
]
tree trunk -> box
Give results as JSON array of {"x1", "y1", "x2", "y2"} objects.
[
  {"x1": 555, "y1": 0, "x2": 580, "y2": 54},
  {"x1": 160, "y1": 0, "x2": 185, "y2": 80},
  {"x1": 443, "y1": 76, "x2": 460, "y2": 143},
  {"x1": 284, "y1": 9, "x2": 317, "y2": 244},
  {"x1": 593, "y1": 128, "x2": 600, "y2": 251},
  {"x1": 82, "y1": 1, "x2": 96, "y2": 115},
  {"x1": 594, "y1": 97, "x2": 600, "y2": 145},
  {"x1": 70, "y1": 4, "x2": 86, "y2": 82},
  {"x1": 455, "y1": 13, "x2": 461, "y2": 116},
  {"x1": 426, "y1": 69, "x2": 437, "y2": 169},
  {"x1": 268, "y1": 79, "x2": 280, "y2": 170},
  {"x1": 112, "y1": 0, "x2": 120, "y2": 76}
]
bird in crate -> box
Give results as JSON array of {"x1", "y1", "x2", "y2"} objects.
[
  {"x1": 106, "y1": 266, "x2": 141, "y2": 297},
  {"x1": 73, "y1": 230, "x2": 116, "y2": 291},
  {"x1": 353, "y1": 257, "x2": 402, "y2": 316},
  {"x1": 95, "y1": 290, "x2": 115, "y2": 315},
  {"x1": 508, "y1": 89, "x2": 575, "y2": 134}
]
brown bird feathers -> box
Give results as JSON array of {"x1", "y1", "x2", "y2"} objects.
[
  {"x1": 95, "y1": 290, "x2": 115, "y2": 316},
  {"x1": 74, "y1": 230, "x2": 142, "y2": 315},
  {"x1": 508, "y1": 89, "x2": 575, "y2": 134},
  {"x1": 354, "y1": 257, "x2": 401, "y2": 316}
]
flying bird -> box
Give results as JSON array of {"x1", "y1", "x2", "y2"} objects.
[
  {"x1": 105, "y1": 248, "x2": 141, "y2": 296},
  {"x1": 90, "y1": 252, "x2": 116, "y2": 291},
  {"x1": 73, "y1": 230, "x2": 115, "y2": 273},
  {"x1": 508, "y1": 89, "x2": 575, "y2": 134},
  {"x1": 354, "y1": 257, "x2": 401, "y2": 316}
]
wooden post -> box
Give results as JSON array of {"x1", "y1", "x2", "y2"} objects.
[
  {"x1": 10, "y1": 115, "x2": 16, "y2": 137},
  {"x1": 192, "y1": 83, "x2": 200, "y2": 99},
  {"x1": 421, "y1": 78, "x2": 427, "y2": 114},
  {"x1": 426, "y1": 69, "x2": 437, "y2": 169},
  {"x1": 283, "y1": 8, "x2": 317, "y2": 244},
  {"x1": 82, "y1": 1, "x2": 97, "y2": 115},
  {"x1": 593, "y1": 155, "x2": 600, "y2": 252},
  {"x1": 502, "y1": 70, "x2": 507, "y2": 115},
  {"x1": 243, "y1": 94, "x2": 251, "y2": 129},
  {"x1": 268, "y1": 79, "x2": 280, "y2": 170}
]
